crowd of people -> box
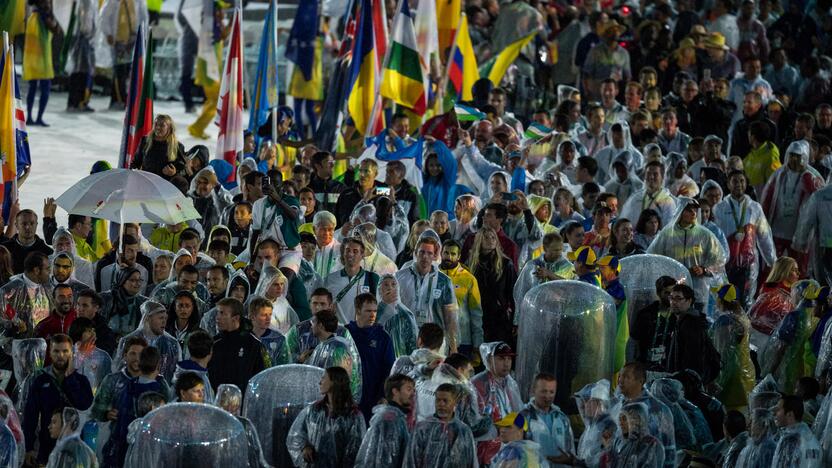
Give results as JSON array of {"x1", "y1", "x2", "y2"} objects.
[{"x1": 3, "y1": 0, "x2": 832, "y2": 466}]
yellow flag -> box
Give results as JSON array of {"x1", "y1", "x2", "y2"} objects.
[{"x1": 486, "y1": 32, "x2": 536, "y2": 86}]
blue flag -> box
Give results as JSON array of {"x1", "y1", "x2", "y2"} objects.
[
  {"x1": 366, "y1": 129, "x2": 424, "y2": 169},
  {"x1": 249, "y1": 0, "x2": 279, "y2": 136},
  {"x1": 285, "y1": 0, "x2": 318, "y2": 81}
]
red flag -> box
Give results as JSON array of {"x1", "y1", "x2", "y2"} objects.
[
  {"x1": 215, "y1": 8, "x2": 244, "y2": 183},
  {"x1": 119, "y1": 25, "x2": 154, "y2": 168}
]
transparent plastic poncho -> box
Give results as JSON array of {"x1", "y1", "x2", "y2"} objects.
[
  {"x1": 307, "y1": 335, "x2": 362, "y2": 401},
  {"x1": 618, "y1": 255, "x2": 692, "y2": 329},
  {"x1": 736, "y1": 408, "x2": 778, "y2": 468},
  {"x1": 648, "y1": 379, "x2": 698, "y2": 450},
  {"x1": 515, "y1": 280, "x2": 616, "y2": 408},
  {"x1": 402, "y1": 415, "x2": 477, "y2": 468},
  {"x1": 73, "y1": 343, "x2": 113, "y2": 396},
  {"x1": 491, "y1": 439, "x2": 546, "y2": 468},
  {"x1": 125, "y1": 402, "x2": 249, "y2": 467},
  {"x1": 471, "y1": 341, "x2": 524, "y2": 440},
  {"x1": 771, "y1": 421, "x2": 823, "y2": 468},
  {"x1": 815, "y1": 391, "x2": 832, "y2": 465},
  {"x1": 12, "y1": 338, "x2": 46, "y2": 414},
  {"x1": 415, "y1": 363, "x2": 491, "y2": 437},
  {"x1": 608, "y1": 402, "x2": 665, "y2": 468},
  {"x1": 748, "y1": 374, "x2": 782, "y2": 411},
  {"x1": 46, "y1": 407, "x2": 98, "y2": 468},
  {"x1": 242, "y1": 364, "x2": 324, "y2": 466},
  {"x1": 112, "y1": 301, "x2": 182, "y2": 382},
  {"x1": 214, "y1": 384, "x2": 270, "y2": 468},
  {"x1": 354, "y1": 404, "x2": 411, "y2": 467},
  {"x1": 760, "y1": 280, "x2": 821, "y2": 393},
  {"x1": 710, "y1": 310, "x2": 755, "y2": 409},
  {"x1": 512, "y1": 254, "x2": 575, "y2": 317},
  {"x1": 285, "y1": 400, "x2": 366, "y2": 468},
  {"x1": 0, "y1": 390, "x2": 23, "y2": 465},
  {"x1": 574, "y1": 379, "x2": 619, "y2": 467},
  {"x1": 253, "y1": 266, "x2": 299, "y2": 335},
  {"x1": 0, "y1": 275, "x2": 51, "y2": 342},
  {"x1": 0, "y1": 418, "x2": 17, "y2": 468}
]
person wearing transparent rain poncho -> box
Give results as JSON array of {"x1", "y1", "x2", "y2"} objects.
[
  {"x1": 112, "y1": 301, "x2": 182, "y2": 382},
  {"x1": 772, "y1": 394, "x2": 823, "y2": 468},
  {"x1": 572, "y1": 379, "x2": 619, "y2": 467},
  {"x1": 709, "y1": 284, "x2": 756, "y2": 410},
  {"x1": 200, "y1": 269, "x2": 250, "y2": 336},
  {"x1": 649, "y1": 378, "x2": 712, "y2": 451},
  {"x1": 253, "y1": 265, "x2": 299, "y2": 335},
  {"x1": 736, "y1": 407, "x2": 779, "y2": 467},
  {"x1": 614, "y1": 362, "x2": 676, "y2": 468},
  {"x1": 100, "y1": 266, "x2": 148, "y2": 337},
  {"x1": 761, "y1": 280, "x2": 823, "y2": 393},
  {"x1": 376, "y1": 274, "x2": 419, "y2": 359},
  {"x1": 602, "y1": 402, "x2": 665, "y2": 468},
  {"x1": 50, "y1": 227, "x2": 95, "y2": 289},
  {"x1": 647, "y1": 197, "x2": 727, "y2": 305},
  {"x1": 355, "y1": 374, "x2": 415, "y2": 468},
  {"x1": 712, "y1": 170, "x2": 776, "y2": 308},
  {"x1": 793, "y1": 178, "x2": 832, "y2": 288},
  {"x1": 352, "y1": 222, "x2": 399, "y2": 276},
  {"x1": 286, "y1": 366, "x2": 366, "y2": 468},
  {"x1": 45, "y1": 407, "x2": 98, "y2": 468},
  {"x1": 471, "y1": 341, "x2": 524, "y2": 465},
  {"x1": 404, "y1": 382, "x2": 478, "y2": 468},
  {"x1": 0, "y1": 251, "x2": 52, "y2": 340},
  {"x1": 48, "y1": 252, "x2": 91, "y2": 301},
  {"x1": 214, "y1": 383, "x2": 270, "y2": 468},
  {"x1": 513, "y1": 233, "x2": 575, "y2": 318},
  {"x1": 246, "y1": 297, "x2": 290, "y2": 366},
  {"x1": 307, "y1": 308, "x2": 363, "y2": 401}
]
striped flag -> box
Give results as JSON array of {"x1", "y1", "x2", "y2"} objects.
[
  {"x1": 346, "y1": 0, "x2": 383, "y2": 136},
  {"x1": 436, "y1": 0, "x2": 460, "y2": 61},
  {"x1": 0, "y1": 42, "x2": 18, "y2": 221},
  {"x1": 444, "y1": 14, "x2": 478, "y2": 105},
  {"x1": 119, "y1": 25, "x2": 154, "y2": 169},
  {"x1": 380, "y1": 0, "x2": 426, "y2": 115},
  {"x1": 454, "y1": 104, "x2": 485, "y2": 121},
  {"x1": 215, "y1": 8, "x2": 245, "y2": 183},
  {"x1": 523, "y1": 122, "x2": 552, "y2": 141}
]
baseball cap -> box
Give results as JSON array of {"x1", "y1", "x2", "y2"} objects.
[
  {"x1": 495, "y1": 412, "x2": 528, "y2": 431},
  {"x1": 493, "y1": 342, "x2": 516, "y2": 357},
  {"x1": 567, "y1": 246, "x2": 597, "y2": 266},
  {"x1": 704, "y1": 135, "x2": 723, "y2": 145},
  {"x1": 597, "y1": 255, "x2": 620, "y2": 273},
  {"x1": 711, "y1": 284, "x2": 737, "y2": 303}
]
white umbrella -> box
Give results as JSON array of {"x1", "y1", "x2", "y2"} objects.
[{"x1": 55, "y1": 169, "x2": 201, "y2": 225}]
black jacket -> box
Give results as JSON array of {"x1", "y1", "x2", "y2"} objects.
[
  {"x1": 630, "y1": 301, "x2": 675, "y2": 368},
  {"x1": 1, "y1": 236, "x2": 53, "y2": 274},
  {"x1": 308, "y1": 175, "x2": 346, "y2": 214},
  {"x1": 394, "y1": 179, "x2": 422, "y2": 226},
  {"x1": 208, "y1": 327, "x2": 268, "y2": 392},
  {"x1": 667, "y1": 312, "x2": 720, "y2": 384},
  {"x1": 130, "y1": 137, "x2": 186, "y2": 179},
  {"x1": 730, "y1": 110, "x2": 777, "y2": 159},
  {"x1": 91, "y1": 314, "x2": 118, "y2": 356}
]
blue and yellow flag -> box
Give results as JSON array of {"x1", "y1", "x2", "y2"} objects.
[
  {"x1": 346, "y1": 0, "x2": 380, "y2": 135},
  {"x1": 249, "y1": 0, "x2": 279, "y2": 136},
  {"x1": 0, "y1": 45, "x2": 18, "y2": 221}
]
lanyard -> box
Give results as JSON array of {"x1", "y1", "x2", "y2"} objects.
[
  {"x1": 335, "y1": 269, "x2": 365, "y2": 303},
  {"x1": 642, "y1": 190, "x2": 659, "y2": 210},
  {"x1": 781, "y1": 171, "x2": 802, "y2": 197},
  {"x1": 315, "y1": 244, "x2": 336, "y2": 277},
  {"x1": 649, "y1": 311, "x2": 673, "y2": 352},
  {"x1": 729, "y1": 197, "x2": 747, "y2": 234},
  {"x1": 411, "y1": 268, "x2": 437, "y2": 320}
]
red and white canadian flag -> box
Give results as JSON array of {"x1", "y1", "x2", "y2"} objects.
[{"x1": 215, "y1": 8, "x2": 244, "y2": 183}]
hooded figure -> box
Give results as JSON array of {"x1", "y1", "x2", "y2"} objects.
[
  {"x1": 253, "y1": 266, "x2": 299, "y2": 335},
  {"x1": 45, "y1": 407, "x2": 98, "y2": 468},
  {"x1": 99, "y1": 265, "x2": 148, "y2": 336},
  {"x1": 793, "y1": 181, "x2": 832, "y2": 289},
  {"x1": 0, "y1": 391, "x2": 22, "y2": 467},
  {"x1": 595, "y1": 123, "x2": 645, "y2": 184},
  {"x1": 50, "y1": 228, "x2": 95, "y2": 289},
  {"x1": 376, "y1": 274, "x2": 419, "y2": 358},
  {"x1": 285, "y1": 393, "x2": 367, "y2": 468},
  {"x1": 648, "y1": 379, "x2": 700, "y2": 450},
  {"x1": 351, "y1": 199, "x2": 410, "y2": 254},
  {"x1": 574, "y1": 380, "x2": 619, "y2": 467},
  {"x1": 403, "y1": 409, "x2": 478, "y2": 468},
  {"x1": 308, "y1": 334, "x2": 364, "y2": 402},
  {"x1": 0, "y1": 272, "x2": 52, "y2": 342},
  {"x1": 200, "y1": 269, "x2": 250, "y2": 337},
  {"x1": 48, "y1": 252, "x2": 91, "y2": 300},
  {"x1": 351, "y1": 222, "x2": 398, "y2": 276},
  {"x1": 414, "y1": 361, "x2": 492, "y2": 436},
  {"x1": 214, "y1": 384, "x2": 270, "y2": 468},
  {"x1": 422, "y1": 143, "x2": 461, "y2": 219},
  {"x1": 151, "y1": 248, "x2": 212, "y2": 303},
  {"x1": 605, "y1": 151, "x2": 645, "y2": 207},
  {"x1": 188, "y1": 167, "x2": 234, "y2": 234},
  {"x1": 736, "y1": 408, "x2": 778, "y2": 467},
  {"x1": 605, "y1": 402, "x2": 665, "y2": 468},
  {"x1": 618, "y1": 177, "x2": 678, "y2": 229},
  {"x1": 761, "y1": 280, "x2": 822, "y2": 393},
  {"x1": 665, "y1": 152, "x2": 700, "y2": 198},
  {"x1": 710, "y1": 302, "x2": 756, "y2": 410},
  {"x1": 647, "y1": 198, "x2": 727, "y2": 303},
  {"x1": 771, "y1": 415, "x2": 823, "y2": 468},
  {"x1": 354, "y1": 400, "x2": 411, "y2": 467},
  {"x1": 525, "y1": 194, "x2": 558, "y2": 259},
  {"x1": 112, "y1": 301, "x2": 182, "y2": 382},
  {"x1": 471, "y1": 342, "x2": 524, "y2": 464}
]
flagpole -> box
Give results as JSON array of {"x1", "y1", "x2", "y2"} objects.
[
  {"x1": 271, "y1": 0, "x2": 279, "y2": 143},
  {"x1": 436, "y1": 13, "x2": 465, "y2": 114}
]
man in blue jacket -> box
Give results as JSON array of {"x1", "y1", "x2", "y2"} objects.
[
  {"x1": 347, "y1": 293, "x2": 395, "y2": 421},
  {"x1": 23, "y1": 334, "x2": 93, "y2": 466}
]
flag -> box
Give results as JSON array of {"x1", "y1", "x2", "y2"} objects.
[
  {"x1": 445, "y1": 14, "x2": 478, "y2": 104},
  {"x1": 380, "y1": 0, "x2": 426, "y2": 115},
  {"x1": 118, "y1": 25, "x2": 154, "y2": 169},
  {"x1": 12, "y1": 47, "x2": 30, "y2": 177},
  {"x1": 523, "y1": 122, "x2": 552, "y2": 141},
  {"x1": 249, "y1": 0, "x2": 279, "y2": 137},
  {"x1": 436, "y1": 0, "x2": 460, "y2": 61},
  {"x1": 479, "y1": 31, "x2": 536, "y2": 86},
  {"x1": 215, "y1": 8, "x2": 245, "y2": 183},
  {"x1": 454, "y1": 104, "x2": 485, "y2": 121},
  {"x1": 57, "y1": 1, "x2": 77, "y2": 73},
  {"x1": 346, "y1": 0, "x2": 381, "y2": 136},
  {"x1": 285, "y1": 0, "x2": 318, "y2": 81},
  {"x1": 414, "y1": 0, "x2": 437, "y2": 68},
  {"x1": 0, "y1": 0, "x2": 27, "y2": 38},
  {"x1": 366, "y1": 129, "x2": 425, "y2": 168},
  {"x1": 0, "y1": 44, "x2": 18, "y2": 221}
]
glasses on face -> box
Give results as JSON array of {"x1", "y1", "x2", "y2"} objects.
[{"x1": 669, "y1": 295, "x2": 687, "y2": 302}]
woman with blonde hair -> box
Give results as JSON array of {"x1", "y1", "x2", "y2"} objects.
[
  {"x1": 551, "y1": 187, "x2": 585, "y2": 228},
  {"x1": 748, "y1": 256, "x2": 800, "y2": 347},
  {"x1": 130, "y1": 114, "x2": 186, "y2": 179},
  {"x1": 449, "y1": 194, "x2": 481, "y2": 242},
  {"x1": 468, "y1": 226, "x2": 517, "y2": 345}
]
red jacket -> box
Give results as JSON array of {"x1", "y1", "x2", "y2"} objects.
[{"x1": 35, "y1": 309, "x2": 77, "y2": 340}]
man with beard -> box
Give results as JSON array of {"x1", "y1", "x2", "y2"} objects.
[
  {"x1": 35, "y1": 285, "x2": 76, "y2": 340},
  {"x1": 205, "y1": 265, "x2": 229, "y2": 309},
  {"x1": 355, "y1": 374, "x2": 415, "y2": 467},
  {"x1": 22, "y1": 334, "x2": 93, "y2": 466},
  {"x1": 439, "y1": 240, "x2": 483, "y2": 359}
]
